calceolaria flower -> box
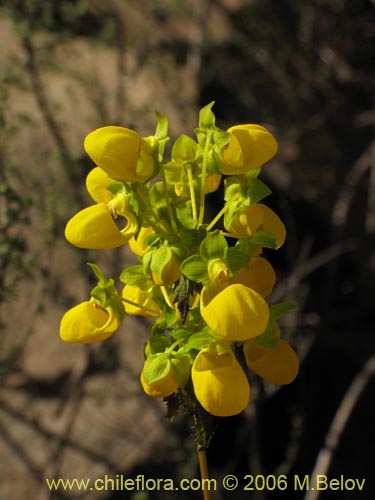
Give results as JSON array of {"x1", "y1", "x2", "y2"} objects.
[
  {"x1": 192, "y1": 344, "x2": 250, "y2": 417},
  {"x1": 218, "y1": 124, "x2": 278, "y2": 175},
  {"x1": 84, "y1": 126, "x2": 155, "y2": 182},
  {"x1": 61, "y1": 102, "x2": 299, "y2": 450}
]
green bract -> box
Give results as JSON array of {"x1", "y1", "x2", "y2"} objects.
[{"x1": 60, "y1": 102, "x2": 298, "y2": 448}]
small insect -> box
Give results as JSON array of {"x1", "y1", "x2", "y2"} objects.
[{"x1": 174, "y1": 275, "x2": 195, "y2": 324}]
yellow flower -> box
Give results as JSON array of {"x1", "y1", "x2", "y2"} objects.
[
  {"x1": 60, "y1": 299, "x2": 121, "y2": 343},
  {"x1": 225, "y1": 203, "x2": 286, "y2": 248},
  {"x1": 200, "y1": 283, "x2": 269, "y2": 341},
  {"x1": 84, "y1": 126, "x2": 155, "y2": 182},
  {"x1": 129, "y1": 226, "x2": 155, "y2": 256},
  {"x1": 65, "y1": 203, "x2": 136, "y2": 249},
  {"x1": 191, "y1": 344, "x2": 250, "y2": 417},
  {"x1": 86, "y1": 166, "x2": 114, "y2": 204},
  {"x1": 140, "y1": 370, "x2": 179, "y2": 398},
  {"x1": 219, "y1": 124, "x2": 278, "y2": 175},
  {"x1": 122, "y1": 285, "x2": 162, "y2": 317},
  {"x1": 243, "y1": 338, "x2": 299, "y2": 385},
  {"x1": 231, "y1": 257, "x2": 276, "y2": 298}
]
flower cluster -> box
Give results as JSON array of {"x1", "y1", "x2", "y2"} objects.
[{"x1": 60, "y1": 103, "x2": 298, "y2": 431}]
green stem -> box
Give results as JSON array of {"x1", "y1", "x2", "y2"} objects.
[
  {"x1": 121, "y1": 297, "x2": 160, "y2": 315},
  {"x1": 219, "y1": 231, "x2": 240, "y2": 239},
  {"x1": 197, "y1": 135, "x2": 211, "y2": 226},
  {"x1": 197, "y1": 448, "x2": 211, "y2": 500},
  {"x1": 186, "y1": 165, "x2": 198, "y2": 223},
  {"x1": 206, "y1": 203, "x2": 230, "y2": 231},
  {"x1": 159, "y1": 162, "x2": 179, "y2": 235},
  {"x1": 160, "y1": 285, "x2": 175, "y2": 310}
]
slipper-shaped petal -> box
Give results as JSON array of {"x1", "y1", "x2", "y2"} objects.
[
  {"x1": 140, "y1": 371, "x2": 179, "y2": 398},
  {"x1": 60, "y1": 300, "x2": 121, "y2": 343},
  {"x1": 192, "y1": 346, "x2": 250, "y2": 417},
  {"x1": 201, "y1": 283, "x2": 269, "y2": 341},
  {"x1": 219, "y1": 124, "x2": 278, "y2": 174},
  {"x1": 225, "y1": 203, "x2": 286, "y2": 248},
  {"x1": 232, "y1": 257, "x2": 276, "y2": 298},
  {"x1": 84, "y1": 126, "x2": 155, "y2": 182},
  {"x1": 243, "y1": 338, "x2": 299, "y2": 385},
  {"x1": 86, "y1": 166, "x2": 114, "y2": 204},
  {"x1": 65, "y1": 203, "x2": 129, "y2": 249}
]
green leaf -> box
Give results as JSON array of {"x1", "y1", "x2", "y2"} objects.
[
  {"x1": 254, "y1": 322, "x2": 277, "y2": 349},
  {"x1": 270, "y1": 302, "x2": 296, "y2": 321},
  {"x1": 172, "y1": 134, "x2": 197, "y2": 163},
  {"x1": 224, "y1": 176, "x2": 242, "y2": 202},
  {"x1": 226, "y1": 247, "x2": 250, "y2": 273},
  {"x1": 150, "y1": 246, "x2": 173, "y2": 275},
  {"x1": 245, "y1": 178, "x2": 272, "y2": 205},
  {"x1": 143, "y1": 353, "x2": 171, "y2": 384},
  {"x1": 154, "y1": 111, "x2": 169, "y2": 141},
  {"x1": 170, "y1": 353, "x2": 191, "y2": 387},
  {"x1": 180, "y1": 255, "x2": 208, "y2": 283},
  {"x1": 145, "y1": 335, "x2": 171, "y2": 356},
  {"x1": 90, "y1": 285, "x2": 108, "y2": 305},
  {"x1": 119, "y1": 265, "x2": 151, "y2": 290},
  {"x1": 200, "y1": 230, "x2": 228, "y2": 260},
  {"x1": 186, "y1": 331, "x2": 216, "y2": 351},
  {"x1": 198, "y1": 101, "x2": 216, "y2": 130},
  {"x1": 87, "y1": 262, "x2": 105, "y2": 284},
  {"x1": 106, "y1": 180, "x2": 125, "y2": 195},
  {"x1": 250, "y1": 231, "x2": 278, "y2": 249},
  {"x1": 175, "y1": 201, "x2": 196, "y2": 230}
]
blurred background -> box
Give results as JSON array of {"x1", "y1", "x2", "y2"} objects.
[{"x1": 0, "y1": 0, "x2": 374, "y2": 499}]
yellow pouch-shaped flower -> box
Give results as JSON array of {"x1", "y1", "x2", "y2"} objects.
[
  {"x1": 243, "y1": 338, "x2": 299, "y2": 385},
  {"x1": 140, "y1": 371, "x2": 179, "y2": 398},
  {"x1": 201, "y1": 283, "x2": 269, "y2": 341},
  {"x1": 65, "y1": 203, "x2": 130, "y2": 249},
  {"x1": 129, "y1": 226, "x2": 155, "y2": 256},
  {"x1": 84, "y1": 126, "x2": 155, "y2": 182},
  {"x1": 192, "y1": 345, "x2": 250, "y2": 417},
  {"x1": 232, "y1": 257, "x2": 276, "y2": 298},
  {"x1": 86, "y1": 166, "x2": 114, "y2": 204},
  {"x1": 225, "y1": 203, "x2": 286, "y2": 248},
  {"x1": 122, "y1": 285, "x2": 162, "y2": 317},
  {"x1": 219, "y1": 124, "x2": 278, "y2": 175},
  {"x1": 60, "y1": 300, "x2": 121, "y2": 343}
]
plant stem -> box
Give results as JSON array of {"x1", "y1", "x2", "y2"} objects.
[
  {"x1": 197, "y1": 135, "x2": 211, "y2": 226},
  {"x1": 206, "y1": 203, "x2": 230, "y2": 231},
  {"x1": 197, "y1": 448, "x2": 211, "y2": 500},
  {"x1": 159, "y1": 162, "x2": 179, "y2": 235},
  {"x1": 187, "y1": 165, "x2": 198, "y2": 223},
  {"x1": 121, "y1": 297, "x2": 160, "y2": 315}
]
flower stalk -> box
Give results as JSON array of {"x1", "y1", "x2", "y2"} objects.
[{"x1": 60, "y1": 102, "x2": 298, "y2": 465}]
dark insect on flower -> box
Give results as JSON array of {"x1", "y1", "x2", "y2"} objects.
[{"x1": 174, "y1": 275, "x2": 195, "y2": 324}]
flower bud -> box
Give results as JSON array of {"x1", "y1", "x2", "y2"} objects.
[{"x1": 140, "y1": 371, "x2": 179, "y2": 398}]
